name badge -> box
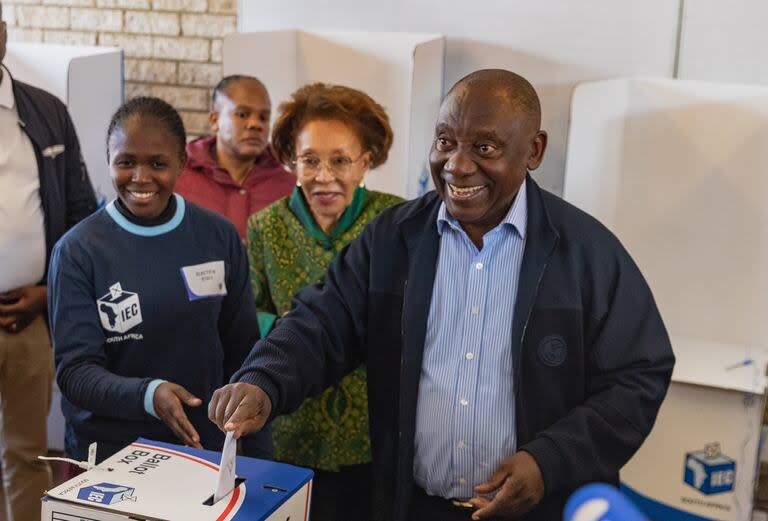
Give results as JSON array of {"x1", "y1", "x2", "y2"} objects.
[{"x1": 180, "y1": 261, "x2": 227, "y2": 300}]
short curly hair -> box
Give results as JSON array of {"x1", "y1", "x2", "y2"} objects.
[{"x1": 271, "y1": 83, "x2": 393, "y2": 170}]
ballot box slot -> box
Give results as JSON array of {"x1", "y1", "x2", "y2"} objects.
[
  {"x1": 262, "y1": 484, "x2": 288, "y2": 493},
  {"x1": 202, "y1": 477, "x2": 246, "y2": 506}
]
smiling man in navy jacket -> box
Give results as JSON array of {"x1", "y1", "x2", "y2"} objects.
[{"x1": 209, "y1": 69, "x2": 675, "y2": 521}]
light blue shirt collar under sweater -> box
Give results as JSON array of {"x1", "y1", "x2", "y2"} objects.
[
  {"x1": 105, "y1": 194, "x2": 186, "y2": 237},
  {"x1": 414, "y1": 179, "x2": 527, "y2": 500}
]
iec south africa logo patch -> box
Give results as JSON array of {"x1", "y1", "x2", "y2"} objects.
[
  {"x1": 538, "y1": 335, "x2": 568, "y2": 367},
  {"x1": 97, "y1": 282, "x2": 143, "y2": 334},
  {"x1": 684, "y1": 442, "x2": 736, "y2": 495}
]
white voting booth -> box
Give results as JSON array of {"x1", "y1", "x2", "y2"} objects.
[
  {"x1": 3, "y1": 43, "x2": 123, "y2": 452},
  {"x1": 564, "y1": 78, "x2": 768, "y2": 520},
  {"x1": 4, "y1": 42, "x2": 124, "y2": 204},
  {"x1": 223, "y1": 30, "x2": 444, "y2": 199}
]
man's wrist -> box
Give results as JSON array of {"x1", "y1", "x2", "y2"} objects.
[{"x1": 235, "y1": 372, "x2": 277, "y2": 422}]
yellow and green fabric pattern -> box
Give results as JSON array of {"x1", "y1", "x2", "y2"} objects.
[{"x1": 247, "y1": 186, "x2": 404, "y2": 470}]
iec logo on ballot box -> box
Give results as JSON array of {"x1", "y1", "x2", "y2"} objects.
[
  {"x1": 684, "y1": 442, "x2": 736, "y2": 495},
  {"x1": 97, "y1": 283, "x2": 142, "y2": 334},
  {"x1": 78, "y1": 483, "x2": 135, "y2": 505}
]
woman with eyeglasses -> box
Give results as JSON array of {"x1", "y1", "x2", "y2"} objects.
[{"x1": 246, "y1": 83, "x2": 403, "y2": 520}]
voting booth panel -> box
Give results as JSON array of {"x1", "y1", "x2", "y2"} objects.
[
  {"x1": 238, "y1": 0, "x2": 681, "y2": 196},
  {"x1": 223, "y1": 30, "x2": 444, "y2": 199},
  {"x1": 4, "y1": 43, "x2": 124, "y2": 205},
  {"x1": 564, "y1": 78, "x2": 768, "y2": 349},
  {"x1": 42, "y1": 439, "x2": 313, "y2": 521},
  {"x1": 563, "y1": 78, "x2": 768, "y2": 520}
]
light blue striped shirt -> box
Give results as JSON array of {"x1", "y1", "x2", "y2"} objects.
[{"x1": 413, "y1": 180, "x2": 527, "y2": 500}]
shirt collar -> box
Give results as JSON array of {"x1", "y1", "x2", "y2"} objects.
[
  {"x1": 0, "y1": 65, "x2": 15, "y2": 110},
  {"x1": 437, "y1": 178, "x2": 528, "y2": 239}
]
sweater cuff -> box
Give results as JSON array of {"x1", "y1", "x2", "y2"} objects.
[
  {"x1": 256, "y1": 311, "x2": 277, "y2": 337},
  {"x1": 234, "y1": 370, "x2": 279, "y2": 423},
  {"x1": 144, "y1": 379, "x2": 167, "y2": 419},
  {"x1": 519, "y1": 436, "x2": 567, "y2": 497}
]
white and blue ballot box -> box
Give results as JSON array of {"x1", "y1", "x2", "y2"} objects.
[{"x1": 41, "y1": 438, "x2": 313, "y2": 521}]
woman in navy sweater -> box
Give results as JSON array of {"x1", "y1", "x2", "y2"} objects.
[{"x1": 48, "y1": 97, "x2": 262, "y2": 462}]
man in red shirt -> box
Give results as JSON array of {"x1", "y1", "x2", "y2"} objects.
[{"x1": 175, "y1": 75, "x2": 296, "y2": 239}]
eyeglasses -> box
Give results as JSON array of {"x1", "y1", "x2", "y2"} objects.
[{"x1": 293, "y1": 153, "x2": 366, "y2": 178}]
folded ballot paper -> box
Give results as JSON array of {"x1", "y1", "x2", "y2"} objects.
[{"x1": 41, "y1": 438, "x2": 313, "y2": 521}]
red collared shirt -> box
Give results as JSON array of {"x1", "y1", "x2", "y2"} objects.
[{"x1": 175, "y1": 135, "x2": 296, "y2": 240}]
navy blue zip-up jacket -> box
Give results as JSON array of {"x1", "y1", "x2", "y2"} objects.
[
  {"x1": 12, "y1": 76, "x2": 97, "y2": 282},
  {"x1": 233, "y1": 177, "x2": 675, "y2": 521}
]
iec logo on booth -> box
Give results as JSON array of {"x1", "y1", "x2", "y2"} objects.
[
  {"x1": 684, "y1": 442, "x2": 736, "y2": 495},
  {"x1": 78, "y1": 483, "x2": 136, "y2": 505},
  {"x1": 97, "y1": 282, "x2": 143, "y2": 333}
]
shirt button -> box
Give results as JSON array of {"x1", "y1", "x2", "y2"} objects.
[
  {"x1": 475, "y1": 262, "x2": 483, "y2": 270},
  {"x1": 471, "y1": 306, "x2": 479, "y2": 315},
  {"x1": 459, "y1": 398, "x2": 468, "y2": 406},
  {"x1": 459, "y1": 478, "x2": 467, "y2": 485},
  {"x1": 465, "y1": 352, "x2": 474, "y2": 361},
  {"x1": 239, "y1": 189, "x2": 246, "y2": 195},
  {"x1": 457, "y1": 440, "x2": 466, "y2": 449}
]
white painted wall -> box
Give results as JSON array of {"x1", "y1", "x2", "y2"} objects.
[{"x1": 677, "y1": 0, "x2": 768, "y2": 85}]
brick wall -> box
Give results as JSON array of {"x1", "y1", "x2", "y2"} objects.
[{"x1": 4, "y1": 0, "x2": 237, "y2": 137}]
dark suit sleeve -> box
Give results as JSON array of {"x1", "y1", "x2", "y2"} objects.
[
  {"x1": 231, "y1": 221, "x2": 372, "y2": 418},
  {"x1": 520, "y1": 253, "x2": 675, "y2": 496},
  {"x1": 61, "y1": 103, "x2": 97, "y2": 228}
]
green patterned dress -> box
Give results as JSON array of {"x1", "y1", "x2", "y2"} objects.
[{"x1": 247, "y1": 186, "x2": 404, "y2": 471}]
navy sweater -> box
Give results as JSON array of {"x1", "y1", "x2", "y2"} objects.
[{"x1": 48, "y1": 195, "x2": 259, "y2": 461}]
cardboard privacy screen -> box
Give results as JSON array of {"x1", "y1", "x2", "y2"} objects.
[
  {"x1": 564, "y1": 77, "x2": 768, "y2": 520},
  {"x1": 223, "y1": 30, "x2": 445, "y2": 199},
  {"x1": 564, "y1": 77, "x2": 768, "y2": 349},
  {"x1": 5, "y1": 42, "x2": 123, "y2": 205}
]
